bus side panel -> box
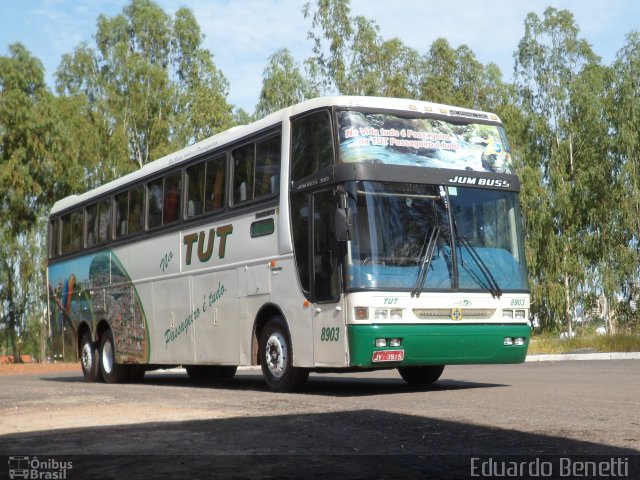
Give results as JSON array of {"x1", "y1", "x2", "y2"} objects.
[
  {"x1": 149, "y1": 277, "x2": 194, "y2": 364},
  {"x1": 192, "y1": 270, "x2": 239, "y2": 364}
]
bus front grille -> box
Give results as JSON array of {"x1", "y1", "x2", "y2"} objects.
[{"x1": 412, "y1": 308, "x2": 496, "y2": 321}]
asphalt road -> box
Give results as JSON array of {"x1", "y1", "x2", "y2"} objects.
[{"x1": 1, "y1": 361, "x2": 638, "y2": 479}]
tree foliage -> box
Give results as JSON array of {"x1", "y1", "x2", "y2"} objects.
[{"x1": 55, "y1": 0, "x2": 233, "y2": 175}]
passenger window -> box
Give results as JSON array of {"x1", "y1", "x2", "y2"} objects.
[
  {"x1": 147, "y1": 178, "x2": 163, "y2": 228},
  {"x1": 232, "y1": 144, "x2": 254, "y2": 204},
  {"x1": 255, "y1": 135, "x2": 281, "y2": 197},
  {"x1": 115, "y1": 186, "x2": 144, "y2": 238},
  {"x1": 86, "y1": 199, "x2": 111, "y2": 247},
  {"x1": 150, "y1": 172, "x2": 183, "y2": 226},
  {"x1": 163, "y1": 173, "x2": 181, "y2": 224},
  {"x1": 49, "y1": 219, "x2": 61, "y2": 258},
  {"x1": 232, "y1": 134, "x2": 281, "y2": 205},
  {"x1": 188, "y1": 155, "x2": 226, "y2": 218},
  {"x1": 291, "y1": 111, "x2": 333, "y2": 181},
  {"x1": 61, "y1": 209, "x2": 83, "y2": 254}
]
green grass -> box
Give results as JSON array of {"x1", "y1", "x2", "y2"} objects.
[{"x1": 528, "y1": 333, "x2": 640, "y2": 355}]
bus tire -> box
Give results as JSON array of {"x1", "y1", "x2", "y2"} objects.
[
  {"x1": 260, "y1": 317, "x2": 308, "y2": 392},
  {"x1": 398, "y1": 365, "x2": 445, "y2": 386},
  {"x1": 99, "y1": 329, "x2": 128, "y2": 384},
  {"x1": 80, "y1": 331, "x2": 102, "y2": 382}
]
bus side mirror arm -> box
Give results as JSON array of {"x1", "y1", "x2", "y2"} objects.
[{"x1": 335, "y1": 208, "x2": 352, "y2": 242}]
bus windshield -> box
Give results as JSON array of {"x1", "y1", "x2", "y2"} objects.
[{"x1": 346, "y1": 181, "x2": 528, "y2": 292}]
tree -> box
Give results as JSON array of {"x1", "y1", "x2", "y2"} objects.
[
  {"x1": 255, "y1": 48, "x2": 317, "y2": 118},
  {"x1": 607, "y1": 31, "x2": 640, "y2": 330},
  {"x1": 0, "y1": 44, "x2": 79, "y2": 360},
  {"x1": 514, "y1": 7, "x2": 603, "y2": 333},
  {"x1": 55, "y1": 0, "x2": 234, "y2": 174},
  {"x1": 304, "y1": 0, "x2": 421, "y2": 97}
]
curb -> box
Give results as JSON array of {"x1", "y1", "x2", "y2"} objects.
[{"x1": 525, "y1": 352, "x2": 640, "y2": 362}]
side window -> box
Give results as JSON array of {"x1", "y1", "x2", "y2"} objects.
[
  {"x1": 49, "y1": 218, "x2": 60, "y2": 258},
  {"x1": 128, "y1": 187, "x2": 144, "y2": 235},
  {"x1": 187, "y1": 162, "x2": 206, "y2": 217},
  {"x1": 290, "y1": 193, "x2": 310, "y2": 293},
  {"x1": 115, "y1": 191, "x2": 129, "y2": 238},
  {"x1": 255, "y1": 135, "x2": 280, "y2": 197},
  {"x1": 232, "y1": 144, "x2": 254, "y2": 204},
  {"x1": 291, "y1": 110, "x2": 334, "y2": 182},
  {"x1": 187, "y1": 154, "x2": 226, "y2": 218},
  {"x1": 232, "y1": 133, "x2": 281, "y2": 205},
  {"x1": 205, "y1": 155, "x2": 226, "y2": 212},
  {"x1": 61, "y1": 209, "x2": 83, "y2": 254},
  {"x1": 115, "y1": 186, "x2": 144, "y2": 238},
  {"x1": 149, "y1": 173, "x2": 182, "y2": 227},
  {"x1": 163, "y1": 173, "x2": 181, "y2": 224},
  {"x1": 147, "y1": 178, "x2": 164, "y2": 228},
  {"x1": 86, "y1": 199, "x2": 111, "y2": 247},
  {"x1": 312, "y1": 190, "x2": 340, "y2": 302}
]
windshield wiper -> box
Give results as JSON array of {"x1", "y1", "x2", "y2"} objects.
[
  {"x1": 457, "y1": 235, "x2": 502, "y2": 298},
  {"x1": 411, "y1": 226, "x2": 441, "y2": 298}
]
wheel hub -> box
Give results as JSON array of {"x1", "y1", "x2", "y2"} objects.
[{"x1": 81, "y1": 343, "x2": 93, "y2": 370}]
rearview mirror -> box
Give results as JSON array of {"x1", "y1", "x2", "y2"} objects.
[{"x1": 335, "y1": 207, "x2": 352, "y2": 242}]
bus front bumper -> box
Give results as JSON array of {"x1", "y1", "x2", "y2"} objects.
[{"x1": 348, "y1": 323, "x2": 530, "y2": 368}]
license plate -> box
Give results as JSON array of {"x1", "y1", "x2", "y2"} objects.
[{"x1": 372, "y1": 350, "x2": 405, "y2": 362}]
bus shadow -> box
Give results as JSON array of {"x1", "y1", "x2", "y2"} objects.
[
  {"x1": 41, "y1": 370, "x2": 507, "y2": 397},
  {"x1": 1, "y1": 409, "x2": 637, "y2": 479}
]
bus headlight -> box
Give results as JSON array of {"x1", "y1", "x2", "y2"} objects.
[
  {"x1": 374, "y1": 309, "x2": 388, "y2": 320},
  {"x1": 515, "y1": 310, "x2": 526, "y2": 320},
  {"x1": 390, "y1": 309, "x2": 403, "y2": 320},
  {"x1": 375, "y1": 338, "x2": 387, "y2": 347},
  {"x1": 502, "y1": 310, "x2": 514, "y2": 319}
]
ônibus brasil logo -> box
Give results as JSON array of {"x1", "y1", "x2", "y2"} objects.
[{"x1": 8, "y1": 456, "x2": 73, "y2": 479}]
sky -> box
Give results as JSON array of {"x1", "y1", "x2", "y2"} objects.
[{"x1": 1, "y1": 0, "x2": 638, "y2": 113}]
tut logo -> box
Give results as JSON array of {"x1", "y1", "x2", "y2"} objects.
[{"x1": 448, "y1": 176, "x2": 510, "y2": 188}]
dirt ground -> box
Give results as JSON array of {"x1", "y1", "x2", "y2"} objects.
[{"x1": 0, "y1": 362, "x2": 80, "y2": 376}]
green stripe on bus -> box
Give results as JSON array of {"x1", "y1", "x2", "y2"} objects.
[{"x1": 348, "y1": 324, "x2": 530, "y2": 367}]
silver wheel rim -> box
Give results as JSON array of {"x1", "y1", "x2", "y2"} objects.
[
  {"x1": 265, "y1": 332, "x2": 287, "y2": 379},
  {"x1": 81, "y1": 342, "x2": 93, "y2": 371},
  {"x1": 102, "y1": 338, "x2": 114, "y2": 374}
]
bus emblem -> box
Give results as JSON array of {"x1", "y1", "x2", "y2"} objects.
[{"x1": 451, "y1": 308, "x2": 463, "y2": 321}]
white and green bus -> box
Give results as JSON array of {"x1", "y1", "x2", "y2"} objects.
[{"x1": 47, "y1": 96, "x2": 530, "y2": 392}]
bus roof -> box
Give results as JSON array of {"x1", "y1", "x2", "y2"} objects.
[{"x1": 50, "y1": 96, "x2": 502, "y2": 215}]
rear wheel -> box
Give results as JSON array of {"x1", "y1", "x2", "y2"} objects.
[
  {"x1": 80, "y1": 331, "x2": 102, "y2": 382},
  {"x1": 398, "y1": 365, "x2": 445, "y2": 386},
  {"x1": 260, "y1": 317, "x2": 308, "y2": 392},
  {"x1": 99, "y1": 329, "x2": 128, "y2": 384}
]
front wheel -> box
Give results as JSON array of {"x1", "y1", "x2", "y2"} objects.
[
  {"x1": 398, "y1": 365, "x2": 445, "y2": 386},
  {"x1": 99, "y1": 329, "x2": 128, "y2": 384},
  {"x1": 80, "y1": 331, "x2": 102, "y2": 382},
  {"x1": 260, "y1": 317, "x2": 308, "y2": 392}
]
